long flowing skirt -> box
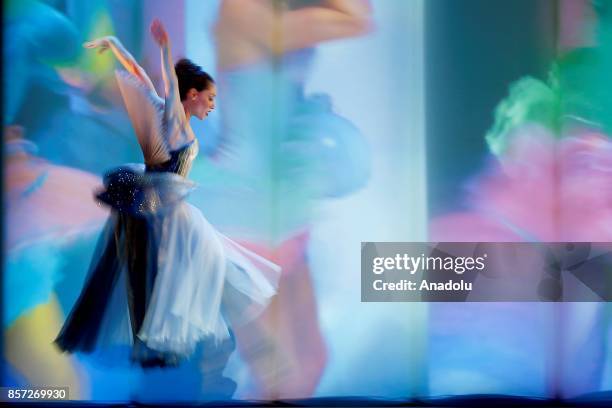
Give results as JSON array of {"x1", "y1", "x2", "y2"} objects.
[{"x1": 55, "y1": 165, "x2": 280, "y2": 367}]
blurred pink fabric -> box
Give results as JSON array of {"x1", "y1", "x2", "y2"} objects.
[
  {"x1": 431, "y1": 125, "x2": 612, "y2": 242},
  {"x1": 5, "y1": 131, "x2": 108, "y2": 251},
  {"x1": 429, "y1": 124, "x2": 610, "y2": 398}
]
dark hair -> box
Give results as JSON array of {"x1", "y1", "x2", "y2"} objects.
[{"x1": 174, "y1": 58, "x2": 214, "y2": 101}]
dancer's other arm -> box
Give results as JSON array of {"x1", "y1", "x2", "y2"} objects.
[
  {"x1": 150, "y1": 19, "x2": 186, "y2": 127},
  {"x1": 84, "y1": 36, "x2": 157, "y2": 93}
]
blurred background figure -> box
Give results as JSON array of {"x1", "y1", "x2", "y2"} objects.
[
  {"x1": 208, "y1": 0, "x2": 373, "y2": 399},
  {"x1": 2, "y1": 0, "x2": 108, "y2": 398},
  {"x1": 2, "y1": 0, "x2": 139, "y2": 400},
  {"x1": 3, "y1": 124, "x2": 107, "y2": 398}
]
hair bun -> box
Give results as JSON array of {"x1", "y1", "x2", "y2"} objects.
[{"x1": 174, "y1": 58, "x2": 214, "y2": 101}]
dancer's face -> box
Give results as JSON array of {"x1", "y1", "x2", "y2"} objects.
[{"x1": 187, "y1": 84, "x2": 217, "y2": 120}]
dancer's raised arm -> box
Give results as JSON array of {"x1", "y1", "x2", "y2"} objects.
[
  {"x1": 150, "y1": 19, "x2": 185, "y2": 125},
  {"x1": 84, "y1": 36, "x2": 157, "y2": 93}
]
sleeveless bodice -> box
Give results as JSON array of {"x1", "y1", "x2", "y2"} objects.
[{"x1": 145, "y1": 139, "x2": 199, "y2": 177}]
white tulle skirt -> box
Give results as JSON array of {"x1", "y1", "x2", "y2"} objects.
[
  {"x1": 55, "y1": 165, "x2": 280, "y2": 367},
  {"x1": 139, "y1": 202, "x2": 280, "y2": 353}
]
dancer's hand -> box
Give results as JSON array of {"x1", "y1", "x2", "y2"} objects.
[
  {"x1": 83, "y1": 36, "x2": 114, "y2": 54},
  {"x1": 150, "y1": 19, "x2": 169, "y2": 47}
]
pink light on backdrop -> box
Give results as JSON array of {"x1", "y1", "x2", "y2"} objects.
[{"x1": 558, "y1": 0, "x2": 596, "y2": 53}]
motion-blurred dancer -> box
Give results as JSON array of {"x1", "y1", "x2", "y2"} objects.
[
  {"x1": 213, "y1": 0, "x2": 372, "y2": 398},
  {"x1": 4, "y1": 125, "x2": 107, "y2": 398}
]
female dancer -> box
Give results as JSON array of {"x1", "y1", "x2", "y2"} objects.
[{"x1": 55, "y1": 19, "x2": 280, "y2": 368}]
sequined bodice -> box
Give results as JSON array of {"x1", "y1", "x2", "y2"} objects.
[{"x1": 145, "y1": 139, "x2": 198, "y2": 177}]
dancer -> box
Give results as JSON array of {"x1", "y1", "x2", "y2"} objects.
[{"x1": 55, "y1": 19, "x2": 280, "y2": 368}]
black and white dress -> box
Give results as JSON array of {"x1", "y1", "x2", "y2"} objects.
[{"x1": 55, "y1": 70, "x2": 280, "y2": 367}]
